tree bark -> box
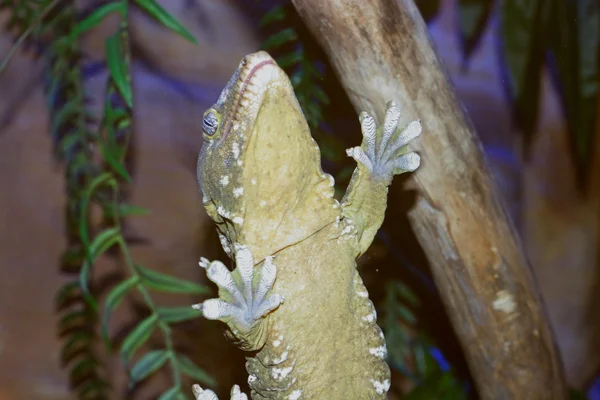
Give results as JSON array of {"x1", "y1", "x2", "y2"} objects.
[{"x1": 290, "y1": 0, "x2": 567, "y2": 398}]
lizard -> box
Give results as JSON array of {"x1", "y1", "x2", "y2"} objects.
[{"x1": 191, "y1": 51, "x2": 421, "y2": 399}]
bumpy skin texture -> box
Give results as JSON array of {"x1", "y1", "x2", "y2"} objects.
[{"x1": 193, "y1": 51, "x2": 421, "y2": 400}]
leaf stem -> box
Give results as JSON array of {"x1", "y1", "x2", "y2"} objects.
[{"x1": 118, "y1": 236, "x2": 183, "y2": 391}]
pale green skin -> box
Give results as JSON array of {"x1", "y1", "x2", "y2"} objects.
[{"x1": 196, "y1": 51, "x2": 420, "y2": 399}]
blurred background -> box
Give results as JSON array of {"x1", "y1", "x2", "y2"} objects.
[{"x1": 0, "y1": 0, "x2": 598, "y2": 398}]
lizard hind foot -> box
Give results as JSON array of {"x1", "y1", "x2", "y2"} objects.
[
  {"x1": 347, "y1": 100, "x2": 421, "y2": 183},
  {"x1": 192, "y1": 383, "x2": 248, "y2": 400},
  {"x1": 193, "y1": 244, "x2": 283, "y2": 348}
]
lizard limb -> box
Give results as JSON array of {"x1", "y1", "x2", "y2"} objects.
[
  {"x1": 193, "y1": 244, "x2": 284, "y2": 350},
  {"x1": 349, "y1": 101, "x2": 421, "y2": 182},
  {"x1": 192, "y1": 383, "x2": 248, "y2": 400},
  {"x1": 341, "y1": 101, "x2": 421, "y2": 256}
]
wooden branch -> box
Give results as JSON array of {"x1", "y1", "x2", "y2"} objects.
[{"x1": 289, "y1": 0, "x2": 567, "y2": 398}]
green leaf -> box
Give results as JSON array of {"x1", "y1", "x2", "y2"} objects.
[
  {"x1": 158, "y1": 387, "x2": 181, "y2": 400},
  {"x1": 121, "y1": 314, "x2": 159, "y2": 364},
  {"x1": 134, "y1": 0, "x2": 197, "y2": 44},
  {"x1": 458, "y1": 0, "x2": 493, "y2": 63},
  {"x1": 116, "y1": 115, "x2": 132, "y2": 130},
  {"x1": 70, "y1": 357, "x2": 97, "y2": 383},
  {"x1": 548, "y1": 0, "x2": 599, "y2": 188},
  {"x1": 104, "y1": 203, "x2": 151, "y2": 218},
  {"x1": 56, "y1": 281, "x2": 81, "y2": 309},
  {"x1": 50, "y1": 98, "x2": 81, "y2": 138},
  {"x1": 177, "y1": 354, "x2": 216, "y2": 386},
  {"x1": 79, "y1": 172, "x2": 117, "y2": 249},
  {"x1": 79, "y1": 227, "x2": 122, "y2": 305},
  {"x1": 261, "y1": 28, "x2": 298, "y2": 50},
  {"x1": 102, "y1": 275, "x2": 139, "y2": 348},
  {"x1": 58, "y1": 309, "x2": 89, "y2": 335},
  {"x1": 78, "y1": 260, "x2": 96, "y2": 310},
  {"x1": 101, "y1": 142, "x2": 132, "y2": 182},
  {"x1": 90, "y1": 226, "x2": 121, "y2": 258},
  {"x1": 290, "y1": 71, "x2": 303, "y2": 88},
  {"x1": 413, "y1": 341, "x2": 438, "y2": 377},
  {"x1": 69, "y1": 2, "x2": 126, "y2": 42},
  {"x1": 58, "y1": 132, "x2": 84, "y2": 160},
  {"x1": 500, "y1": 0, "x2": 550, "y2": 151},
  {"x1": 60, "y1": 331, "x2": 92, "y2": 365},
  {"x1": 104, "y1": 95, "x2": 130, "y2": 123},
  {"x1": 77, "y1": 378, "x2": 110, "y2": 398},
  {"x1": 403, "y1": 371, "x2": 467, "y2": 399},
  {"x1": 105, "y1": 32, "x2": 133, "y2": 108},
  {"x1": 313, "y1": 86, "x2": 329, "y2": 106},
  {"x1": 157, "y1": 306, "x2": 202, "y2": 323},
  {"x1": 275, "y1": 51, "x2": 303, "y2": 69},
  {"x1": 397, "y1": 303, "x2": 417, "y2": 324},
  {"x1": 259, "y1": 4, "x2": 285, "y2": 27},
  {"x1": 135, "y1": 264, "x2": 208, "y2": 295},
  {"x1": 395, "y1": 281, "x2": 420, "y2": 307},
  {"x1": 130, "y1": 350, "x2": 169, "y2": 383},
  {"x1": 76, "y1": 378, "x2": 110, "y2": 398},
  {"x1": 59, "y1": 248, "x2": 84, "y2": 273}
]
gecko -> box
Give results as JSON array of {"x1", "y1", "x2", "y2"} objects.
[{"x1": 191, "y1": 51, "x2": 421, "y2": 399}]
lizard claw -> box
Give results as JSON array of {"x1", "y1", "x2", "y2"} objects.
[
  {"x1": 193, "y1": 244, "x2": 283, "y2": 333},
  {"x1": 346, "y1": 100, "x2": 421, "y2": 183},
  {"x1": 192, "y1": 383, "x2": 248, "y2": 400}
]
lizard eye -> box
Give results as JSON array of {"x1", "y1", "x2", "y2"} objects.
[{"x1": 202, "y1": 109, "x2": 220, "y2": 138}]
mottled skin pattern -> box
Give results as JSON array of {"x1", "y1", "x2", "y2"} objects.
[{"x1": 192, "y1": 51, "x2": 421, "y2": 400}]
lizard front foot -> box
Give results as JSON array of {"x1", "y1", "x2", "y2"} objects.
[
  {"x1": 192, "y1": 383, "x2": 248, "y2": 400},
  {"x1": 346, "y1": 100, "x2": 421, "y2": 184},
  {"x1": 193, "y1": 244, "x2": 283, "y2": 349}
]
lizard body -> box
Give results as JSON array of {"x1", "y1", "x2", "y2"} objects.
[{"x1": 192, "y1": 51, "x2": 421, "y2": 399}]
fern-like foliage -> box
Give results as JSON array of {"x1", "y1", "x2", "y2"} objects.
[
  {"x1": 71, "y1": 1, "x2": 214, "y2": 398},
  {"x1": 0, "y1": 0, "x2": 112, "y2": 398},
  {"x1": 0, "y1": 0, "x2": 51, "y2": 41},
  {"x1": 2, "y1": 0, "x2": 214, "y2": 398},
  {"x1": 46, "y1": 2, "x2": 111, "y2": 396},
  {"x1": 381, "y1": 281, "x2": 467, "y2": 399},
  {"x1": 457, "y1": 0, "x2": 599, "y2": 190}
]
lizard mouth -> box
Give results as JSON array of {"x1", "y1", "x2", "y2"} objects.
[{"x1": 218, "y1": 54, "x2": 277, "y2": 146}]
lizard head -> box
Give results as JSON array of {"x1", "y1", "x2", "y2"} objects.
[{"x1": 197, "y1": 51, "x2": 338, "y2": 261}]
